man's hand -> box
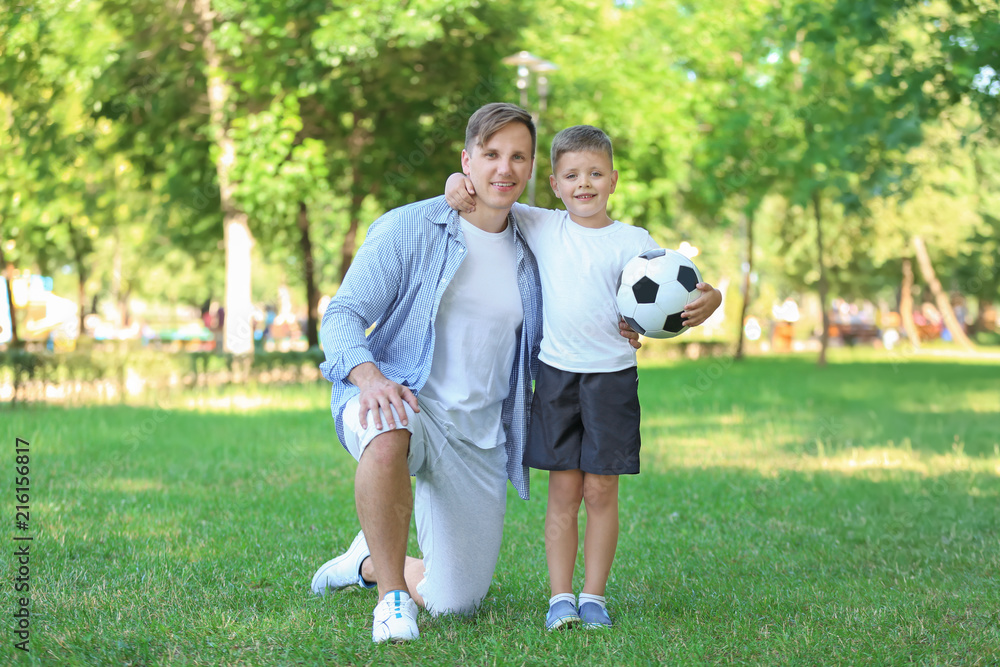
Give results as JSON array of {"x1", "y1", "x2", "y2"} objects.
[
  {"x1": 619, "y1": 317, "x2": 643, "y2": 350},
  {"x1": 445, "y1": 173, "x2": 477, "y2": 213},
  {"x1": 348, "y1": 362, "x2": 420, "y2": 430},
  {"x1": 682, "y1": 283, "x2": 723, "y2": 327}
]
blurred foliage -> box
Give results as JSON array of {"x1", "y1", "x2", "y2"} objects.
[
  {"x1": 0, "y1": 346, "x2": 328, "y2": 403},
  {"x1": 0, "y1": 0, "x2": 997, "y2": 342}
]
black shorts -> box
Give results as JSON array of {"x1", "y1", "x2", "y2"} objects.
[{"x1": 523, "y1": 362, "x2": 641, "y2": 475}]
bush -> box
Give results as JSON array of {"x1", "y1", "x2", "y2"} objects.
[
  {"x1": 0, "y1": 347, "x2": 328, "y2": 404},
  {"x1": 974, "y1": 330, "x2": 1000, "y2": 346}
]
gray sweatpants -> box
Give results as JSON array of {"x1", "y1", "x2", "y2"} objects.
[{"x1": 342, "y1": 396, "x2": 508, "y2": 616}]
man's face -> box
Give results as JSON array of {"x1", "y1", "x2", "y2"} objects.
[{"x1": 461, "y1": 123, "x2": 534, "y2": 214}]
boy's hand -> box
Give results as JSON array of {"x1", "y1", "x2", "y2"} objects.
[
  {"x1": 682, "y1": 283, "x2": 723, "y2": 327},
  {"x1": 619, "y1": 317, "x2": 643, "y2": 350},
  {"x1": 445, "y1": 173, "x2": 477, "y2": 213}
]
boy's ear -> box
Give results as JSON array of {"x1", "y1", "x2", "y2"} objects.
[
  {"x1": 461, "y1": 149, "x2": 471, "y2": 175},
  {"x1": 610, "y1": 169, "x2": 619, "y2": 194},
  {"x1": 549, "y1": 174, "x2": 560, "y2": 198}
]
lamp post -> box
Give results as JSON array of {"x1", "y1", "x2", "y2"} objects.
[{"x1": 502, "y1": 51, "x2": 558, "y2": 206}]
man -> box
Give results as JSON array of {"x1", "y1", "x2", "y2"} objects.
[{"x1": 311, "y1": 103, "x2": 546, "y2": 643}]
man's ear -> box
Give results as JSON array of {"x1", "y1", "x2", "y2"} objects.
[{"x1": 461, "y1": 149, "x2": 471, "y2": 176}]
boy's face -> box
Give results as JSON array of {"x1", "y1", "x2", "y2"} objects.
[
  {"x1": 549, "y1": 150, "x2": 618, "y2": 225},
  {"x1": 461, "y1": 123, "x2": 534, "y2": 215}
]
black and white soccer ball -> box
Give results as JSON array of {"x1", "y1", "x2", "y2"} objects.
[{"x1": 616, "y1": 248, "x2": 703, "y2": 339}]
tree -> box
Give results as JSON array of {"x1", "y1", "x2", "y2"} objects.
[
  {"x1": 93, "y1": 0, "x2": 532, "y2": 349},
  {"x1": 912, "y1": 235, "x2": 975, "y2": 348},
  {"x1": 0, "y1": 0, "x2": 134, "y2": 337},
  {"x1": 229, "y1": 94, "x2": 333, "y2": 348},
  {"x1": 821, "y1": 0, "x2": 999, "y2": 350},
  {"x1": 191, "y1": 0, "x2": 254, "y2": 355},
  {"x1": 4, "y1": 0, "x2": 996, "y2": 360},
  {"x1": 681, "y1": 0, "x2": 781, "y2": 359},
  {"x1": 222, "y1": 1, "x2": 532, "y2": 345},
  {"x1": 690, "y1": 0, "x2": 998, "y2": 364}
]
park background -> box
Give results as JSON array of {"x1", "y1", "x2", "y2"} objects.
[{"x1": 2, "y1": 0, "x2": 999, "y2": 665}]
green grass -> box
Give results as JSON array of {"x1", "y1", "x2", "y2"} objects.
[{"x1": 3, "y1": 350, "x2": 1000, "y2": 665}]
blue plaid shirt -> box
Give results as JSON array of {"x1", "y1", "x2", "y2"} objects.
[{"x1": 319, "y1": 196, "x2": 542, "y2": 500}]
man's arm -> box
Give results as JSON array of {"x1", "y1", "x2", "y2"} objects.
[{"x1": 320, "y1": 215, "x2": 420, "y2": 429}]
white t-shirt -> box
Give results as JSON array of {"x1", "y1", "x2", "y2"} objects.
[
  {"x1": 512, "y1": 203, "x2": 657, "y2": 373},
  {"x1": 420, "y1": 217, "x2": 523, "y2": 449}
]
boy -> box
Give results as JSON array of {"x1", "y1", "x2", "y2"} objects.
[{"x1": 445, "y1": 125, "x2": 722, "y2": 629}]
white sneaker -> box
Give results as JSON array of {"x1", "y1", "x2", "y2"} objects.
[
  {"x1": 372, "y1": 590, "x2": 419, "y2": 643},
  {"x1": 310, "y1": 531, "x2": 375, "y2": 595}
]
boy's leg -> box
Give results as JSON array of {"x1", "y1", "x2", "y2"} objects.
[
  {"x1": 581, "y1": 473, "x2": 619, "y2": 596},
  {"x1": 576, "y1": 367, "x2": 638, "y2": 598},
  {"x1": 545, "y1": 469, "x2": 584, "y2": 596}
]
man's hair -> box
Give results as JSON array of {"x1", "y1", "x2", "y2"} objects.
[
  {"x1": 550, "y1": 125, "x2": 614, "y2": 171},
  {"x1": 465, "y1": 102, "x2": 536, "y2": 157}
]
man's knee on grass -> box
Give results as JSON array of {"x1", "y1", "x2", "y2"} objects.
[{"x1": 423, "y1": 585, "x2": 490, "y2": 619}]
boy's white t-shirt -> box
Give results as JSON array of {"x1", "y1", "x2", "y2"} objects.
[
  {"x1": 512, "y1": 202, "x2": 658, "y2": 373},
  {"x1": 419, "y1": 216, "x2": 522, "y2": 449}
]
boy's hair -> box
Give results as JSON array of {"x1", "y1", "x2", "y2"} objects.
[
  {"x1": 550, "y1": 125, "x2": 614, "y2": 171},
  {"x1": 466, "y1": 103, "x2": 536, "y2": 158}
]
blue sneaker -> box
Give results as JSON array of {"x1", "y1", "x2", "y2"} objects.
[
  {"x1": 579, "y1": 601, "x2": 612, "y2": 629},
  {"x1": 545, "y1": 599, "x2": 581, "y2": 631}
]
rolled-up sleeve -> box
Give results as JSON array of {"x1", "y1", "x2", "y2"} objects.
[{"x1": 319, "y1": 215, "x2": 403, "y2": 383}]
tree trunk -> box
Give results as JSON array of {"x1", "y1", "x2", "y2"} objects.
[
  {"x1": 1, "y1": 273, "x2": 16, "y2": 346},
  {"x1": 121, "y1": 285, "x2": 132, "y2": 328},
  {"x1": 77, "y1": 268, "x2": 88, "y2": 338},
  {"x1": 67, "y1": 221, "x2": 90, "y2": 339},
  {"x1": 735, "y1": 209, "x2": 755, "y2": 361},
  {"x1": 0, "y1": 242, "x2": 19, "y2": 346},
  {"x1": 338, "y1": 113, "x2": 374, "y2": 284},
  {"x1": 812, "y1": 190, "x2": 830, "y2": 367},
  {"x1": 111, "y1": 226, "x2": 124, "y2": 327},
  {"x1": 339, "y1": 211, "x2": 361, "y2": 285},
  {"x1": 972, "y1": 298, "x2": 992, "y2": 334},
  {"x1": 195, "y1": 0, "x2": 254, "y2": 357},
  {"x1": 900, "y1": 257, "x2": 921, "y2": 348},
  {"x1": 911, "y1": 236, "x2": 975, "y2": 350},
  {"x1": 298, "y1": 201, "x2": 320, "y2": 349}
]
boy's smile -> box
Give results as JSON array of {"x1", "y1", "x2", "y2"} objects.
[{"x1": 549, "y1": 149, "x2": 618, "y2": 228}]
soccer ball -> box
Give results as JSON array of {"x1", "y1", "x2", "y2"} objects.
[{"x1": 616, "y1": 248, "x2": 703, "y2": 339}]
